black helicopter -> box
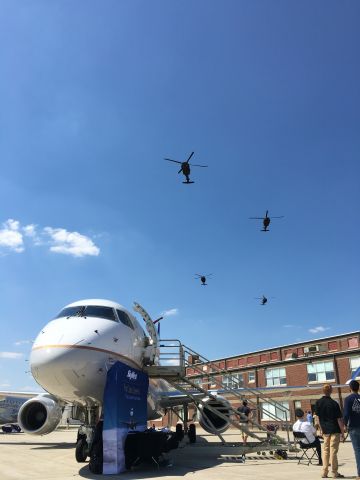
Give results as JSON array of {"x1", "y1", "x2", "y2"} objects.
[
  {"x1": 195, "y1": 274, "x2": 212, "y2": 285},
  {"x1": 249, "y1": 210, "x2": 284, "y2": 232},
  {"x1": 254, "y1": 295, "x2": 275, "y2": 305},
  {"x1": 164, "y1": 152, "x2": 208, "y2": 183}
]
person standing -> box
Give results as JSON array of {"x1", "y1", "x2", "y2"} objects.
[
  {"x1": 307, "y1": 410, "x2": 314, "y2": 424},
  {"x1": 237, "y1": 400, "x2": 252, "y2": 445},
  {"x1": 315, "y1": 384, "x2": 345, "y2": 478},
  {"x1": 344, "y1": 380, "x2": 360, "y2": 479}
]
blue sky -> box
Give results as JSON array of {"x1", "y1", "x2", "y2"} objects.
[{"x1": 0, "y1": 1, "x2": 359, "y2": 391}]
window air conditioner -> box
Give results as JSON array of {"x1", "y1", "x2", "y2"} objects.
[{"x1": 305, "y1": 345, "x2": 319, "y2": 354}]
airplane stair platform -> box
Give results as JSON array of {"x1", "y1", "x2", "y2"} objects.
[{"x1": 144, "y1": 339, "x2": 294, "y2": 454}]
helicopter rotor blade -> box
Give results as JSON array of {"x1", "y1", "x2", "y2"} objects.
[
  {"x1": 164, "y1": 158, "x2": 182, "y2": 164},
  {"x1": 249, "y1": 217, "x2": 263, "y2": 220},
  {"x1": 189, "y1": 163, "x2": 208, "y2": 168},
  {"x1": 271, "y1": 216, "x2": 284, "y2": 219},
  {"x1": 186, "y1": 151, "x2": 194, "y2": 163},
  {"x1": 178, "y1": 168, "x2": 182, "y2": 174}
]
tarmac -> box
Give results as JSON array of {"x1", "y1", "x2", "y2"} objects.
[{"x1": 0, "y1": 427, "x2": 358, "y2": 480}]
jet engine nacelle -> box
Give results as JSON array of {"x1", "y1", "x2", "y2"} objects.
[
  {"x1": 18, "y1": 394, "x2": 62, "y2": 435},
  {"x1": 197, "y1": 395, "x2": 232, "y2": 434}
]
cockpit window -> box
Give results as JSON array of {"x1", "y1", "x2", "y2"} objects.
[
  {"x1": 83, "y1": 306, "x2": 116, "y2": 321},
  {"x1": 55, "y1": 305, "x2": 116, "y2": 321},
  {"x1": 116, "y1": 310, "x2": 134, "y2": 330},
  {"x1": 55, "y1": 306, "x2": 83, "y2": 319}
]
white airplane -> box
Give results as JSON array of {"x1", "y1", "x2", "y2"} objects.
[
  {"x1": 16, "y1": 299, "x2": 230, "y2": 462},
  {"x1": 0, "y1": 392, "x2": 36, "y2": 425}
]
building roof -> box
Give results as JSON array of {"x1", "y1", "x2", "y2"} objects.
[{"x1": 210, "y1": 331, "x2": 360, "y2": 363}]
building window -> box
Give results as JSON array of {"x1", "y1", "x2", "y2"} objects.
[
  {"x1": 265, "y1": 367, "x2": 286, "y2": 386},
  {"x1": 348, "y1": 337, "x2": 359, "y2": 349},
  {"x1": 307, "y1": 361, "x2": 335, "y2": 382},
  {"x1": 248, "y1": 371, "x2": 255, "y2": 383},
  {"x1": 222, "y1": 373, "x2": 243, "y2": 388},
  {"x1": 294, "y1": 400, "x2": 301, "y2": 409},
  {"x1": 261, "y1": 401, "x2": 290, "y2": 421},
  {"x1": 350, "y1": 357, "x2": 360, "y2": 378}
]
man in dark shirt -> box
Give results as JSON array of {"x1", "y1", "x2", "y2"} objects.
[
  {"x1": 344, "y1": 380, "x2": 360, "y2": 479},
  {"x1": 315, "y1": 384, "x2": 345, "y2": 478},
  {"x1": 237, "y1": 400, "x2": 251, "y2": 445}
]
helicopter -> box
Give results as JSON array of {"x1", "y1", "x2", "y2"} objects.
[
  {"x1": 195, "y1": 273, "x2": 212, "y2": 285},
  {"x1": 254, "y1": 295, "x2": 275, "y2": 305},
  {"x1": 164, "y1": 152, "x2": 208, "y2": 183},
  {"x1": 249, "y1": 210, "x2": 284, "y2": 232}
]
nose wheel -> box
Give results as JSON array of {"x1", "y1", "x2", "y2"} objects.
[{"x1": 75, "y1": 435, "x2": 89, "y2": 463}]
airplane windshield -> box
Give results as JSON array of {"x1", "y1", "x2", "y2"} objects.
[
  {"x1": 55, "y1": 305, "x2": 116, "y2": 321},
  {"x1": 55, "y1": 306, "x2": 83, "y2": 319},
  {"x1": 82, "y1": 306, "x2": 116, "y2": 321}
]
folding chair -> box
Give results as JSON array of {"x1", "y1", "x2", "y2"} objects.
[{"x1": 293, "y1": 431, "x2": 318, "y2": 466}]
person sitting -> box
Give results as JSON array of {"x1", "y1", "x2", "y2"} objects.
[{"x1": 293, "y1": 408, "x2": 323, "y2": 465}]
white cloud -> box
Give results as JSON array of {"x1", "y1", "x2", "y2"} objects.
[
  {"x1": 44, "y1": 227, "x2": 100, "y2": 257},
  {"x1": 0, "y1": 219, "x2": 24, "y2": 252},
  {"x1": 22, "y1": 224, "x2": 42, "y2": 245},
  {"x1": 0, "y1": 218, "x2": 100, "y2": 258},
  {"x1": 308, "y1": 326, "x2": 330, "y2": 334},
  {"x1": 0, "y1": 352, "x2": 24, "y2": 359},
  {"x1": 283, "y1": 324, "x2": 297, "y2": 328},
  {"x1": 14, "y1": 340, "x2": 31, "y2": 346},
  {"x1": 161, "y1": 308, "x2": 179, "y2": 317},
  {"x1": 0, "y1": 383, "x2": 10, "y2": 387},
  {"x1": 23, "y1": 224, "x2": 36, "y2": 237}
]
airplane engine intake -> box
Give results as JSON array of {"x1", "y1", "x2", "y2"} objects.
[
  {"x1": 18, "y1": 394, "x2": 62, "y2": 435},
  {"x1": 198, "y1": 395, "x2": 232, "y2": 434}
]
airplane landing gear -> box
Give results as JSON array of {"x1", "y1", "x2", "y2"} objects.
[
  {"x1": 75, "y1": 435, "x2": 88, "y2": 463},
  {"x1": 75, "y1": 407, "x2": 98, "y2": 463},
  {"x1": 188, "y1": 423, "x2": 196, "y2": 443}
]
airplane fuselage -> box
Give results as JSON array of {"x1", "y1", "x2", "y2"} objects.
[{"x1": 30, "y1": 299, "x2": 169, "y2": 418}]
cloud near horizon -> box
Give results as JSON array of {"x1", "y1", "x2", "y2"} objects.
[
  {"x1": 161, "y1": 308, "x2": 179, "y2": 317},
  {"x1": 0, "y1": 219, "x2": 100, "y2": 257},
  {"x1": 14, "y1": 340, "x2": 32, "y2": 346},
  {"x1": 0, "y1": 351, "x2": 24, "y2": 359},
  {"x1": 308, "y1": 326, "x2": 330, "y2": 334}
]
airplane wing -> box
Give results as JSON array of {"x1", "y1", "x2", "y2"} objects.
[
  {"x1": 0, "y1": 391, "x2": 41, "y2": 424},
  {"x1": 0, "y1": 391, "x2": 41, "y2": 399}
]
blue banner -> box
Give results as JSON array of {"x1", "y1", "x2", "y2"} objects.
[{"x1": 102, "y1": 361, "x2": 149, "y2": 474}]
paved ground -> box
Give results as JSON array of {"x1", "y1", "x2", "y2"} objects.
[{"x1": 0, "y1": 428, "x2": 358, "y2": 480}]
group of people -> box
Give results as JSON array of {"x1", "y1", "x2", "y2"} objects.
[{"x1": 292, "y1": 381, "x2": 360, "y2": 479}]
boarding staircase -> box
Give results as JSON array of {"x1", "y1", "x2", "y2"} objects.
[
  {"x1": 133, "y1": 302, "x2": 292, "y2": 455},
  {"x1": 143, "y1": 339, "x2": 292, "y2": 452}
]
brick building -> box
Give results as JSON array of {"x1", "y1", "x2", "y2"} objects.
[{"x1": 184, "y1": 331, "x2": 360, "y2": 427}]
